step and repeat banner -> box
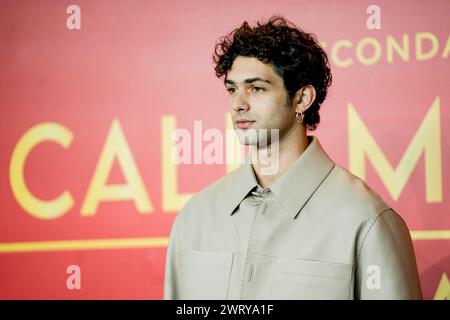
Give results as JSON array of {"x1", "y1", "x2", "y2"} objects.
[{"x1": 0, "y1": 0, "x2": 448, "y2": 299}]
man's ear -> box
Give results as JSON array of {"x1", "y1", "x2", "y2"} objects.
[{"x1": 293, "y1": 85, "x2": 316, "y2": 113}]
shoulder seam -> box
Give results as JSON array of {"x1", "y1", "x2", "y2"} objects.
[{"x1": 356, "y1": 207, "x2": 392, "y2": 260}]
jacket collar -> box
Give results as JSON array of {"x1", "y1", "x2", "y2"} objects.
[{"x1": 225, "y1": 135, "x2": 335, "y2": 219}]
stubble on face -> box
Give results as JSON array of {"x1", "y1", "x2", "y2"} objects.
[
  {"x1": 227, "y1": 56, "x2": 296, "y2": 149},
  {"x1": 236, "y1": 95, "x2": 293, "y2": 149}
]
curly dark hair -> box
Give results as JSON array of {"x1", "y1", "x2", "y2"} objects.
[{"x1": 213, "y1": 16, "x2": 332, "y2": 131}]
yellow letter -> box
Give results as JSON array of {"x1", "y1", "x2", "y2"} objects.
[
  {"x1": 10, "y1": 122, "x2": 74, "y2": 219},
  {"x1": 161, "y1": 116, "x2": 193, "y2": 212},
  {"x1": 416, "y1": 32, "x2": 439, "y2": 61},
  {"x1": 356, "y1": 37, "x2": 382, "y2": 66},
  {"x1": 442, "y1": 34, "x2": 450, "y2": 59},
  {"x1": 331, "y1": 40, "x2": 353, "y2": 68},
  {"x1": 81, "y1": 119, "x2": 153, "y2": 216},
  {"x1": 387, "y1": 34, "x2": 410, "y2": 63},
  {"x1": 434, "y1": 273, "x2": 449, "y2": 300},
  {"x1": 348, "y1": 97, "x2": 442, "y2": 202}
]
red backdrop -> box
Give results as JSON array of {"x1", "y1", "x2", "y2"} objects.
[{"x1": 0, "y1": 0, "x2": 448, "y2": 299}]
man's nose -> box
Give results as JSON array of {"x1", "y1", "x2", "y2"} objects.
[{"x1": 230, "y1": 92, "x2": 250, "y2": 112}]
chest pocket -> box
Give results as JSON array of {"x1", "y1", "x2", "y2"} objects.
[
  {"x1": 269, "y1": 258, "x2": 353, "y2": 299},
  {"x1": 178, "y1": 250, "x2": 233, "y2": 299}
]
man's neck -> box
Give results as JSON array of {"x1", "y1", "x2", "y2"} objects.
[{"x1": 251, "y1": 131, "x2": 310, "y2": 188}]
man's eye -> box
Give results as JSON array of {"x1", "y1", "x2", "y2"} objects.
[
  {"x1": 226, "y1": 87, "x2": 236, "y2": 94},
  {"x1": 251, "y1": 86, "x2": 264, "y2": 93}
]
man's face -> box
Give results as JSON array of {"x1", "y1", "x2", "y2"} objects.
[{"x1": 225, "y1": 55, "x2": 296, "y2": 147}]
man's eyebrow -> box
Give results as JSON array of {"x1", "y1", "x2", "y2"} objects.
[{"x1": 224, "y1": 77, "x2": 273, "y2": 85}]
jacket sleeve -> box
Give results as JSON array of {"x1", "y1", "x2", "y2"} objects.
[
  {"x1": 163, "y1": 216, "x2": 181, "y2": 300},
  {"x1": 355, "y1": 208, "x2": 423, "y2": 299}
]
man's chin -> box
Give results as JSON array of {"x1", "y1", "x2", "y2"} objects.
[
  {"x1": 237, "y1": 129, "x2": 276, "y2": 146},
  {"x1": 235, "y1": 128, "x2": 257, "y2": 143},
  {"x1": 237, "y1": 138, "x2": 258, "y2": 146},
  {"x1": 237, "y1": 138, "x2": 273, "y2": 149}
]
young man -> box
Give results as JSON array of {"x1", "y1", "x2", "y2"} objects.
[{"x1": 164, "y1": 16, "x2": 422, "y2": 299}]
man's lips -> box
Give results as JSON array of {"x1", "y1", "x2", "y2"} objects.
[{"x1": 235, "y1": 120, "x2": 255, "y2": 129}]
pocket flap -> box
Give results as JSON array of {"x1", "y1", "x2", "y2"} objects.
[
  {"x1": 270, "y1": 258, "x2": 353, "y2": 299},
  {"x1": 177, "y1": 250, "x2": 233, "y2": 299}
]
